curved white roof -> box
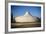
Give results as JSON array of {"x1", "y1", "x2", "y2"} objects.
[{"x1": 15, "y1": 11, "x2": 38, "y2": 22}]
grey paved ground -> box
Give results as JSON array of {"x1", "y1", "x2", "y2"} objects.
[{"x1": 11, "y1": 22, "x2": 41, "y2": 28}]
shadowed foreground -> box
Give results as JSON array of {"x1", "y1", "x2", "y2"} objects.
[{"x1": 11, "y1": 22, "x2": 41, "y2": 28}]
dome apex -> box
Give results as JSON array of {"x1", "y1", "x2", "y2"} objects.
[{"x1": 24, "y1": 11, "x2": 32, "y2": 16}]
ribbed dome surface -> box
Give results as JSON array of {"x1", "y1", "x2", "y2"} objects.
[{"x1": 15, "y1": 11, "x2": 38, "y2": 22}]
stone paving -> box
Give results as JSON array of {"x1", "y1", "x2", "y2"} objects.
[{"x1": 11, "y1": 22, "x2": 41, "y2": 28}]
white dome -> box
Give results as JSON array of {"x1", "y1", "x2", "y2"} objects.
[{"x1": 15, "y1": 11, "x2": 38, "y2": 22}]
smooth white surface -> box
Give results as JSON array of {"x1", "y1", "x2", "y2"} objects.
[
  {"x1": 8, "y1": 3, "x2": 43, "y2": 32},
  {"x1": 0, "y1": 0, "x2": 5, "y2": 34},
  {"x1": 0, "y1": 0, "x2": 46, "y2": 34}
]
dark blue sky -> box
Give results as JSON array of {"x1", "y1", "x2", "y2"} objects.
[{"x1": 11, "y1": 5, "x2": 41, "y2": 18}]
